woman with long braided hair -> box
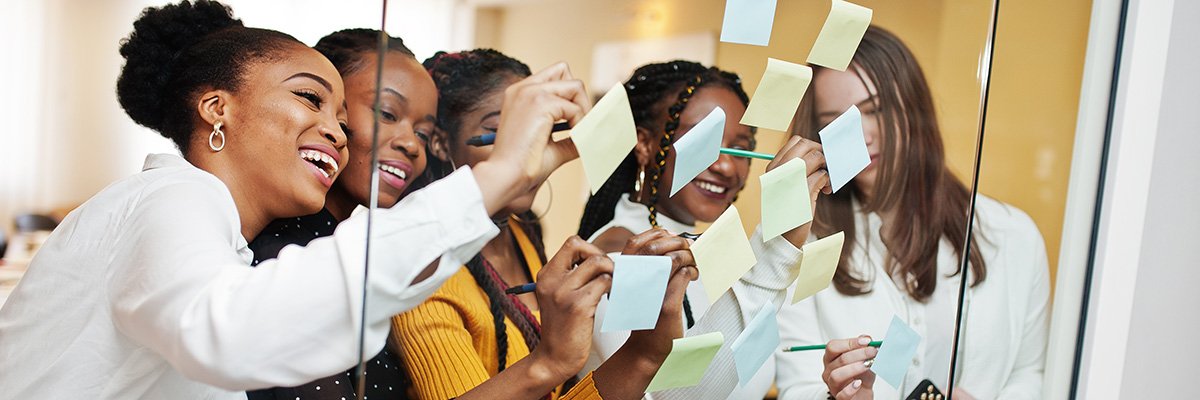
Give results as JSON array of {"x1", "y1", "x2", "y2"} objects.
[
  {"x1": 575, "y1": 60, "x2": 832, "y2": 400},
  {"x1": 390, "y1": 49, "x2": 699, "y2": 400}
]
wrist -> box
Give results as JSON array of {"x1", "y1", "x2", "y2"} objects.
[
  {"x1": 526, "y1": 348, "x2": 574, "y2": 386},
  {"x1": 472, "y1": 160, "x2": 527, "y2": 215}
]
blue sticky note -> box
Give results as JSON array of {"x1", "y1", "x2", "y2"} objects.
[
  {"x1": 671, "y1": 107, "x2": 725, "y2": 196},
  {"x1": 720, "y1": 0, "x2": 778, "y2": 46},
  {"x1": 871, "y1": 316, "x2": 922, "y2": 389},
  {"x1": 601, "y1": 255, "x2": 672, "y2": 332},
  {"x1": 817, "y1": 105, "x2": 869, "y2": 193},
  {"x1": 731, "y1": 304, "x2": 781, "y2": 386}
]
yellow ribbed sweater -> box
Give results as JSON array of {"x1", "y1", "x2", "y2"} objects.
[{"x1": 391, "y1": 220, "x2": 601, "y2": 400}]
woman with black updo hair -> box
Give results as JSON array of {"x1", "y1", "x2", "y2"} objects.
[{"x1": 0, "y1": 0, "x2": 591, "y2": 398}]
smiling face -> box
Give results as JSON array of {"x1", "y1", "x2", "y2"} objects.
[
  {"x1": 210, "y1": 43, "x2": 350, "y2": 220},
  {"x1": 438, "y1": 74, "x2": 538, "y2": 216},
  {"x1": 329, "y1": 52, "x2": 436, "y2": 212},
  {"x1": 811, "y1": 66, "x2": 883, "y2": 194},
  {"x1": 650, "y1": 86, "x2": 754, "y2": 225}
]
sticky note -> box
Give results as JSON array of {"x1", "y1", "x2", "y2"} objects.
[
  {"x1": 671, "y1": 107, "x2": 726, "y2": 196},
  {"x1": 792, "y1": 231, "x2": 844, "y2": 303},
  {"x1": 760, "y1": 158, "x2": 813, "y2": 240},
  {"x1": 601, "y1": 255, "x2": 672, "y2": 332},
  {"x1": 807, "y1": 0, "x2": 872, "y2": 71},
  {"x1": 646, "y1": 332, "x2": 725, "y2": 392},
  {"x1": 871, "y1": 316, "x2": 922, "y2": 389},
  {"x1": 740, "y1": 58, "x2": 813, "y2": 131},
  {"x1": 719, "y1": 0, "x2": 778, "y2": 46},
  {"x1": 691, "y1": 206, "x2": 757, "y2": 304},
  {"x1": 731, "y1": 304, "x2": 781, "y2": 386},
  {"x1": 818, "y1": 105, "x2": 869, "y2": 193},
  {"x1": 571, "y1": 83, "x2": 638, "y2": 194}
]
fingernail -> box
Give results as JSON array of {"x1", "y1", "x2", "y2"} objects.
[
  {"x1": 866, "y1": 347, "x2": 878, "y2": 357},
  {"x1": 858, "y1": 336, "x2": 871, "y2": 346},
  {"x1": 863, "y1": 359, "x2": 874, "y2": 368},
  {"x1": 852, "y1": 379, "x2": 862, "y2": 389}
]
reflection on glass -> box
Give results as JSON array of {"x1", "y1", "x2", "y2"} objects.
[{"x1": 774, "y1": 23, "x2": 1049, "y2": 399}]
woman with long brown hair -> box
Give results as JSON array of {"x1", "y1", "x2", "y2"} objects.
[{"x1": 775, "y1": 26, "x2": 1049, "y2": 400}]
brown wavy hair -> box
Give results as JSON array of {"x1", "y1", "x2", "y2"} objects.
[{"x1": 791, "y1": 26, "x2": 986, "y2": 302}]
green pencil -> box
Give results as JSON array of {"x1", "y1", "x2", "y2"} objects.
[
  {"x1": 719, "y1": 148, "x2": 775, "y2": 160},
  {"x1": 782, "y1": 341, "x2": 883, "y2": 352}
]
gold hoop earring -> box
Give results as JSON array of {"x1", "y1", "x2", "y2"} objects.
[
  {"x1": 209, "y1": 121, "x2": 225, "y2": 152},
  {"x1": 633, "y1": 166, "x2": 645, "y2": 200}
]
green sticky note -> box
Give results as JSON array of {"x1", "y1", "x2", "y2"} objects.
[
  {"x1": 792, "y1": 231, "x2": 844, "y2": 303},
  {"x1": 807, "y1": 0, "x2": 873, "y2": 71},
  {"x1": 740, "y1": 58, "x2": 813, "y2": 131},
  {"x1": 646, "y1": 332, "x2": 725, "y2": 392},
  {"x1": 571, "y1": 83, "x2": 637, "y2": 194},
  {"x1": 692, "y1": 206, "x2": 757, "y2": 304},
  {"x1": 760, "y1": 158, "x2": 813, "y2": 240}
]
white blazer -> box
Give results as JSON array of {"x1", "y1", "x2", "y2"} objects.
[
  {"x1": 775, "y1": 196, "x2": 1050, "y2": 400},
  {"x1": 0, "y1": 154, "x2": 498, "y2": 399}
]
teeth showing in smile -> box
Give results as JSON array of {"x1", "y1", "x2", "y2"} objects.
[
  {"x1": 378, "y1": 164, "x2": 407, "y2": 180},
  {"x1": 696, "y1": 181, "x2": 728, "y2": 194},
  {"x1": 299, "y1": 149, "x2": 338, "y2": 179}
]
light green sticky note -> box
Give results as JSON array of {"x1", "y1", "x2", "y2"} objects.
[
  {"x1": 807, "y1": 0, "x2": 873, "y2": 71},
  {"x1": 740, "y1": 58, "x2": 813, "y2": 131},
  {"x1": 571, "y1": 83, "x2": 637, "y2": 194},
  {"x1": 692, "y1": 206, "x2": 757, "y2": 304},
  {"x1": 760, "y1": 158, "x2": 813, "y2": 240},
  {"x1": 792, "y1": 231, "x2": 845, "y2": 303},
  {"x1": 646, "y1": 332, "x2": 725, "y2": 392}
]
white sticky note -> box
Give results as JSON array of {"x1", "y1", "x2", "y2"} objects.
[
  {"x1": 818, "y1": 105, "x2": 869, "y2": 193},
  {"x1": 720, "y1": 0, "x2": 778, "y2": 46},
  {"x1": 671, "y1": 107, "x2": 726, "y2": 196},
  {"x1": 601, "y1": 255, "x2": 672, "y2": 332}
]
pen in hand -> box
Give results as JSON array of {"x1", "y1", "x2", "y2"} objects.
[{"x1": 502, "y1": 231, "x2": 702, "y2": 295}]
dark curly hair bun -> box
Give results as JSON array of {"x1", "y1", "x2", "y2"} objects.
[{"x1": 116, "y1": 0, "x2": 299, "y2": 152}]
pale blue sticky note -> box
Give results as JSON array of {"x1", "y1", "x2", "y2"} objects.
[
  {"x1": 671, "y1": 107, "x2": 726, "y2": 196},
  {"x1": 871, "y1": 316, "x2": 922, "y2": 389},
  {"x1": 720, "y1": 0, "x2": 778, "y2": 46},
  {"x1": 817, "y1": 105, "x2": 869, "y2": 193},
  {"x1": 731, "y1": 304, "x2": 781, "y2": 386},
  {"x1": 601, "y1": 255, "x2": 672, "y2": 332}
]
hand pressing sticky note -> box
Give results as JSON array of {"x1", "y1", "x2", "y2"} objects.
[
  {"x1": 647, "y1": 332, "x2": 725, "y2": 392},
  {"x1": 572, "y1": 83, "x2": 637, "y2": 194},
  {"x1": 732, "y1": 304, "x2": 781, "y2": 386},
  {"x1": 760, "y1": 158, "x2": 813, "y2": 241},
  {"x1": 601, "y1": 255, "x2": 672, "y2": 332},
  {"x1": 818, "y1": 105, "x2": 869, "y2": 193},
  {"x1": 792, "y1": 231, "x2": 844, "y2": 303},
  {"x1": 807, "y1": 0, "x2": 873, "y2": 71},
  {"x1": 741, "y1": 58, "x2": 812, "y2": 131},
  {"x1": 691, "y1": 206, "x2": 757, "y2": 304},
  {"x1": 671, "y1": 107, "x2": 725, "y2": 196},
  {"x1": 871, "y1": 316, "x2": 922, "y2": 389},
  {"x1": 719, "y1": 0, "x2": 778, "y2": 46}
]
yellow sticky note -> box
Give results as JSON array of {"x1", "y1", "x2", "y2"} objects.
[
  {"x1": 571, "y1": 83, "x2": 637, "y2": 194},
  {"x1": 792, "y1": 231, "x2": 845, "y2": 303},
  {"x1": 692, "y1": 206, "x2": 757, "y2": 304},
  {"x1": 807, "y1": 0, "x2": 873, "y2": 71},
  {"x1": 646, "y1": 332, "x2": 725, "y2": 392},
  {"x1": 740, "y1": 58, "x2": 813, "y2": 131},
  {"x1": 760, "y1": 158, "x2": 813, "y2": 240}
]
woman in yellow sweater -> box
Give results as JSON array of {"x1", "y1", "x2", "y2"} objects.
[{"x1": 390, "y1": 49, "x2": 696, "y2": 400}]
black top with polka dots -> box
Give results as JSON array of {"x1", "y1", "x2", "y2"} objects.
[{"x1": 247, "y1": 209, "x2": 411, "y2": 400}]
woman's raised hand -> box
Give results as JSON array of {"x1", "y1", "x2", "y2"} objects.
[
  {"x1": 768, "y1": 135, "x2": 832, "y2": 247},
  {"x1": 621, "y1": 228, "x2": 699, "y2": 359},
  {"x1": 528, "y1": 236, "x2": 613, "y2": 383}
]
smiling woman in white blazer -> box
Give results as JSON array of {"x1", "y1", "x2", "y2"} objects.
[
  {"x1": 774, "y1": 26, "x2": 1050, "y2": 400},
  {"x1": 0, "y1": 1, "x2": 587, "y2": 398}
]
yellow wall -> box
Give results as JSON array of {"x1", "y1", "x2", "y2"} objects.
[{"x1": 485, "y1": 0, "x2": 1090, "y2": 284}]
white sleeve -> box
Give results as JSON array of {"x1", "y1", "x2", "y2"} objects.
[
  {"x1": 651, "y1": 226, "x2": 803, "y2": 400},
  {"x1": 108, "y1": 167, "x2": 497, "y2": 390},
  {"x1": 774, "y1": 296, "x2": 833, "y2": 400},
  {"x1": 994, "y1": 224, "x2": 1050, "y2": 399}
]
